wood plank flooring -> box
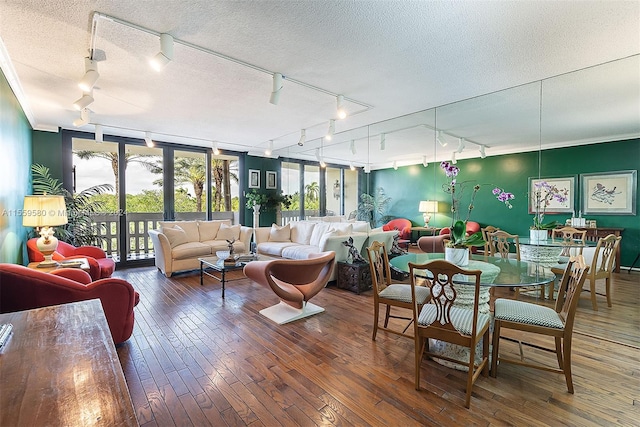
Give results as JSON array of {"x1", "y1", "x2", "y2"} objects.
[{"x1": 114, "y1": 262, "x2": 640, "y2": 426}]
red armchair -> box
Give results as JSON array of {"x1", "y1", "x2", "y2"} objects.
[
  {"x1": 382, "y1": 218, "x2": 412, "y2": 241},
  {"x1": 439, "y1": 221, "x2": 481, "y2": 237},
  {"x1": 27, "y1": 238, "x2": 115, "y2": 281},
  {"x1": 0, "y1": 264, "x2": 139, "y2": 344}
]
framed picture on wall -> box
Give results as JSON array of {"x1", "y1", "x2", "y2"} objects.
[
  {"x1": 528, "y1": 176, "x2": 575, "y2": 214},
  {"x1": 248, "y1": 169, "x2": 260, "y2": 189},
  {"x1": 266, "y1": 171, "x2": 277, "y2": 189},
  {"x1": 580, "y1": 170, "x2": 637, "y2": 215}
]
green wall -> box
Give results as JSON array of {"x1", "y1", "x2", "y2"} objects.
[
  {"x1": 0, "y1": 68, "x2": 32, "y2": 264},
  {"x1": 243, "y1": 155, "x2": 282, "y2": 226},
  {"x1": 372, "y1": 139, "x2": 639, "y2": 267},
  {"x1": 32, "y1": 130, "x2": 63, "y2": 182}
]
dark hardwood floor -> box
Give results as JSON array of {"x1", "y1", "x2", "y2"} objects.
[{"x1": 114, "y1": 259, "x2": 640, "y2": 426}]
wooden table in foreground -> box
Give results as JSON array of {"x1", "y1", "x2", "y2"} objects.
[{"x1": 0, "y1": 299, "x2": 138, "y2": 426}]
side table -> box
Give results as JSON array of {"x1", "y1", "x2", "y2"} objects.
[
  {"x1": 410, "y1": 226, "x2": 442, "y2": 245},
  {"x1": 336, "y1": 261, "x2": 371, "y2": 294}
]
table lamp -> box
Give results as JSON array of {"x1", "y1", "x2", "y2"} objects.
[
  {"x1": 418, "y1": 200, "x2": 438, "y2": 227},
  {"x1": 22, "y1": 195, "x2": 68, "y2": 267}
]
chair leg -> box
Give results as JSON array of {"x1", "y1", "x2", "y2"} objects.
[
  {"x1": 372, "y1": 303, "x2": 380, "y2": 341},
  {"x1": 514, "y1": 288, "x2": 520, "y2": 299},
  {"x1": 563, "y1": 337, "x2": 574, "y2": 394},
  {"x1": 415, "y1": 336, "x2": 426, "y2": 390},
  {"x1": 465, "y1": 341, "x2": 476, "y2": 408},
  {"x1": 482, "y1": 329, "x2": 489, "y2": 377},
  {"x1": 589, "y1": 278, "x2": 598, "y2": 311},
  {"x1": 490, "y1": 320, "x2": 501, "y2": 377},
  {"x1": 555, "y1": 337, "x2": 564, "y2": 370},
  {"x1": 383, "y1": 305, "x2": 391, "y2": 328},
  {"x1": 605, "y1": 277, "x2": 612, "y2": 307}
]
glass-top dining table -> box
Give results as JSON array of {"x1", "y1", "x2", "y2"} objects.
[{"x1": 518, "y1": 237, "x2": 596, "y2": 267}]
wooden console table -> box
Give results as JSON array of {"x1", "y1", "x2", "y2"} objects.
[
  {"x1": 0, "y1": 300, "x2": 138, "y2": 426},
  {"x1": 554, "y1": 226, "x2": 624, "y2": 272}
]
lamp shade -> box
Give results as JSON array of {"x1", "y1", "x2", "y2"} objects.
[
  {"x1": 418, "y1": 200, "x2": 438, "y2": 213},
  {"x1": 22, "y1": 195, "x2": 68, "y2": 227}
]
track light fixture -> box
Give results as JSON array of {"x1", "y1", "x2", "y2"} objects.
[
  {"x1": 149, "y1": 33, "x2": 174, "y2": 72},
  {"x1": 451, "y1": 151, "x2": 457, "y2": 164},
  {"x1": 349, "y1": 162, "x2": 355, "y2": 171},
  {"x1": 265, "y1": 140, "x2": 273, "y2": 156},
  {"x1": 315, "y1": 148, "x2": 326, "y2": 167},
  {"x1": 436, "y1": 131, "x2": 447, "y2": 147},
  {"x1": 393, "y1": 161, "x2": 398, "y2": 170},
  {"x1": 380, "y1": 133, "x2": 386, "y2": 150},
  {"x1": 78, "y1": 57, "x2": 99, "y2": 92},
  {"x1": 212, "y1": 141, "x2": 220, "y2": 155},
  {"x1": 298, "y1": 129, "x2": 306, "y2": 146},
  {"x1": 269, "y1": 73, "x2": 283, "y2": 105},
  {"x1": 145, "y1": 132, "x2": 155, "y2": 147},
  {"x1": 73, "y1": 90, "x2": 94, "y2": 110},
  {"x1": 364, "y1": 164, "x2": 371, "y2": 174},
  {"x1": 479, "y1": 145, "x2": 486, "y2": 159},
  {"x1": 336, "y1": 95, "x2": 347, "y2": 119},
  {"x1": 325, "y1": 119, "x2": 335, "y2": 140},
  {"x1": 350, "y1": 140, "x2": 356, "y2": 155},
  {"x1": 456, "y1": 138, "x2": 466, "y2": 153},
  {"x1": 72, "y1": 108, "x2": 90, "y2": 127},
  {"x1": 94, "y1": 124, "x2": 103, "y2": 143},
  {"x1": 422, "y1": 156, "x2": 428, "y2": 167}
]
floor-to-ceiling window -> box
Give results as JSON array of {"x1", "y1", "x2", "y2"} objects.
[{"x1": 174, "y1": 150, "x2": 206, "y2": 220}]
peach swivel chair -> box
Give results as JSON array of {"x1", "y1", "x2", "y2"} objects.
[{"x1": 243, "y1": 251, "x2": 335, "y2": 324}]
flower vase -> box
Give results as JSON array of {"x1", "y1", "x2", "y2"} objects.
[
  {"x1": 530, "y1": 229, "x2": 548, "y2": 243},
  {"x1": 445, "y1": 247, "x2": 469, "y2": 267}
]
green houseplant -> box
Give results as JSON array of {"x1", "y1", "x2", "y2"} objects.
[{"x1": 245, "y1": 189, "x2": 292, "y2": 211}]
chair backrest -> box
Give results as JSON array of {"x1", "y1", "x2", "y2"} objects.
[
  {"x1": 590, "y1": 234, "x2": 622, "y2": 275},
  {"x1": 367, "y1": 241, "x2": 392, "y2": 295},
  {"x1": 383, "y1": 219, "x2": 412, "y2": 240},
  {"x1": 554, "y1": 255, "x2": 590, "y2": 333},
  {"x1": 552, "y1": 227, "x2": 587, "y2": 257},
  {"x1": 408, "y1": 260, "x2": 482, "y2": 338},
  {"x1": 488, "y1": 230, "x2": 520, "y2": 261},
  {"x1": 481, "y1": 226, "x2": 499, "y2": 253}
]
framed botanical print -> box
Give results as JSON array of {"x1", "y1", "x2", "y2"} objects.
[
  {"x1": 248, "y1": 169, "x2": 260, "y2": 189},
  {"x1": 581, "y1": 170, "x2": 637, "y2": 215},
  {"x1": 528, "y1": 176, "x2": 575, "y2": 214},
  {"x1": 266, "y1": 171, "x2": 277, "y2": 189}
]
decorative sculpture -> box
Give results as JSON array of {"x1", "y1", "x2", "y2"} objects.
[
  {"x1": 224, "y1": 239, "x2": 237, "y2": 264},
  {"x1": 342, "y1": 237, "x2": 366, "y2": 264}
]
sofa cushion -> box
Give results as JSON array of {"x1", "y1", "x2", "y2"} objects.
[
  {"x1": 269, "y1": 223, "x2": 291, "y2": 242},
  {"x1": 203, "y1": 240, "x2": 247, "y2": 253},
  {"x1": 160, "y1": 221, "x2": 200, "y2": 242},
  {"x1": 198, "y1": 220, "x2": 230, "y2": 241},
  {"x1": 310, "y1": 223, "x2": 334, "y2": 246},
  {"x1": 350, "y1": 221, "x2": 370, "y2": 233},
  {"x1": 281, "y1": 245, "x2": 324, "y2": 260},
  {"x1": 171, "y1": 242, "x2": 212, "y2": 260},
  {"x1": 216, "y1": 223, "x2": 241, "y2": 241},
  {"x1": 257, "y1": 242, "x2": 298, "y2": 257},
  {"x1": 318, "y1": 230, "x2": 339, "y2": 251},
  {"x1": 163, "y1": 226, "x2": 189, "y2": 248},
  {"x1": 290, "y1": 222, "x2": 315, "y2": 245},
  {"x1": 331, "y1": 223, "x2": 353, "y2": 235}
]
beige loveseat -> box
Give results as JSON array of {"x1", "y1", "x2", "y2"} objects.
[
  {"x1": 149, "y1": 220, "x2": 252, "y2": 277},
  {"x1": 254, "y1": 220, "x2": 396, "y2": 281}
]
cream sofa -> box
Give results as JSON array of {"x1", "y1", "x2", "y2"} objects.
[
  {"x1": 254, "y1": 220, "x2": 397, "y2": 281},
  {"x1": 148, "y1": 220, "x2": 252, "y2": 277}
]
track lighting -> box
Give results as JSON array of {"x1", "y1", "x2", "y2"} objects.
[
  {"x1": 72, "y1": 108, "x2": 90, "y2": 127},
  {"x1": 265, "y1": 140, "x2": 273, "y2": 156},
  {"x1": 269, "y1": 73, "x2": 283, "y2": 105},
  {"x1": 479, "y1": 145, "x2": 486, "y2": 159},
  {"x1": 393, "y1": 161, "x2": 398, "y2": 170},
  {"x1": 350, "y1": 140, "x2": 356, "y2": 155},
  {"x1": 436, "y1": 131, "x2": 447, "y2": 147},
  {"x1": 422, "y1": 156, "x2": 428, "y2": 167},
  {"x1": 315, "y1": 148, "x2": 326, "y2": 167},
  {"x1": 325, "y1": 119, "x2": 335, "y2": 140},
  {"x1": 212, "y1": 141, "x2": 220, "y2": 155},
  {"x1": 94, "y1": 124, "x2": 103, "y2": 143},
  {"x1": 73, "y1": 90, "x2": 94, "y2": 110},
  {"x1": 336, "y1": 95, "x2": 347, "y2": 119},
  {"x1": 298, "y1": 129, "x2": 306, "y2": 146},
  {"x1": 78, "y1": 57, "x2": 99, "y2": 92},
  {"x1": 149, "y1": 33, "x2": 174, "y2": 71},
  {"x1": 364, "y1": 164, "x2": 371, "y2": 174},
  {"x1": 456, "y1": 138, "x2": 466, "y2": 153},
  {"x1": 451, "y1": 152, "x2": 457, "y2": 164},
  {"x1": 349, "y1": 162, "x2": 355, "y2": 171},
  {"x1": 380, "y1": 133, "x2": 386, "y2": 150},
  {"x1": 145, "y1": 132, "x2": 155, "y2": 147}
]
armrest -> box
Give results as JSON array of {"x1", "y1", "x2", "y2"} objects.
[
  {"x1": 254, "y1": 227, "x2": 272, "y2": 244},
  {"x1": 72, "y1": 245, "x2": 107, "y2": 259},
  {"x1": 148, "y1": 229, "x2": 172, "y2": 275},
  {"x1": 239, "y1": 226, "x2": 253, "y2": 248},
  {"x1": 50, "y1": 268, "x2": 93, "y2": 284}
]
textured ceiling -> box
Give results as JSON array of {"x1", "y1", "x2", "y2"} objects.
[{"x1": 1, "y1": 0, "x2": 639, "y2": 169}]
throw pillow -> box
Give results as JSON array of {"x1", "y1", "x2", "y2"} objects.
[
  {"x1": 331, "y1": 223, "x2": 353, "y2": 235},
  {"x1": 216, "y1": 223, "x2": 241, "y2": 241},
  {"x1": 318, "y1": 230, "x2": 338, "y2": 251},
  {"x1": 269, "y1": 223, "x2": 291, "y2": 242},
  {"x1": 310, "y1": 222, "x2": 333, "y2": 247},
  {"x1": 198, "y1": 220, "x2": 224, "y2": 241},
  {"x1": 163, "y1": 226, "x2": 188, "y2": 248}
]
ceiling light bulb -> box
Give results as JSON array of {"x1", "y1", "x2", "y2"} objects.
[
  {"x1": 212, "y1": 141, "x2": 220, "y2": 155},
  {"x1": 265, "y1": 140, "x2": 273, "y2": 156},
  {"x1": 145, "y1": 132, "x2": 155, "y2": 148},
  {"x1": 422, "y1": 156, "x2": 428, "y2": 167},
  {"x1": 364, "y1": 164, "x2": 371, "y2": 174},
  {"x1": 72, "y1": 108, "x2": 90, "y2": 127},
  {"x1": 380, "y1": 133, "x2": 386, "y2": 150},
  {"x1": 436, "y1": 131, "x2": 447, "y2": 147},
  {"x1": 451, "y1": 151, "x2": 457, "y2": 164},
  {"x1": 320, "y1": 159, "x2": 326, "y2": 168},
  {"x1": 479, "y1": 145, "x2": 486, "y2": 159},
  {"x1": 326, "y1": 119, "x2": 335, "y2": 140},
  {"x1": 269, "y1": 73, "x2": 283, "y2": 105},
  {"x1": 94, "y1": 124, "x2": 103, "y2": 143},
  {"x1": 298, "y1": 129, "x2": 306, "y2": 146},
  {"x1": 350, "y1": 139, "x2": 356, "y2": 155},
  {"x1": 78, "y1": 58, "x2": 99, "y2": 92},
  {"x1": 73, "y1": 90, "x2": 94, "y2": 110},
  {"x1": 393, "y1": 161, "x2": 398, "y2": 170},
  {"x1": 349, "y1": 162, "x2": 355, "y2": 171},
  {"x1": 336, "y1": 95, "x2": 347, "y2": 119},
  {"x1": 149, "y1": 33, "x2": 174, "y2": 72}
]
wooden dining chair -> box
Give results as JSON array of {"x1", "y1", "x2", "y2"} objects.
[
  {"x1": 551, "y1": 227, "x2": 587, "y2": 257},
  {"x1": 367, "y1": 241, "x2": 431, "y2": 340},
  {"x1": 480, "y1": 225, "x2": 499, "y2": 255},
  {"x1": 487, "y1": 230, "x2": 520, "y2": 260},
  {"x1": 583, "y1": 234, "x2": 622, "y2": 310},
  {"x1": 491, "y1": 255, "x2": 590, "y2": 394},
  {"x1": 408, "y1": 260, "x2": 489, "y2": 408}
]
